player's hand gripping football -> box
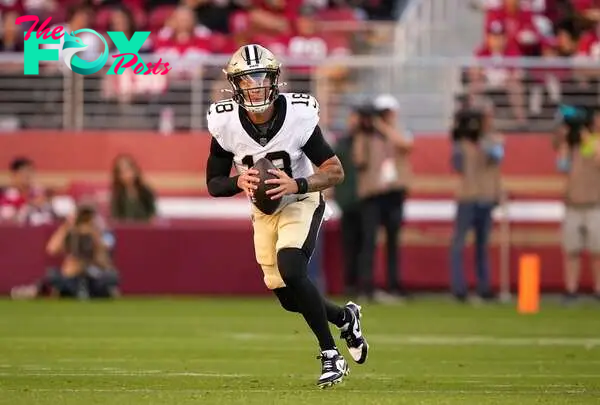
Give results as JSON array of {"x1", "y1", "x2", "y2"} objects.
[
  {"x1": 237, "y1": 169, "x2": 260, "y2": 199},
  {"x1": 265, "y1": 169, "x2": 299, "y2": 200}
]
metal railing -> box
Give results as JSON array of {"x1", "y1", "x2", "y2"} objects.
[{"x1": 1, "y1": 53, "x2": 599, "y2": 134}]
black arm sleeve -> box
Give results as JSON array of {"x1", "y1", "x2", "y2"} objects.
[
  {"x1": 206, "y1": 138, "x2": 243, "y2": 197},
  {"x1": 301, "y1": 125, "x2": 335, "y2": 167}
]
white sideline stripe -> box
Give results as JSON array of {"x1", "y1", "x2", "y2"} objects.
[
  {"x1": 10, "y1": 358, "x2": 597, "y2": 365},
  {"x1": 53, "y1": 196, "x2": 568, "y2": 222},
  {"x1": 0, "y1": 371, "x2": 249, "y2": 377},
  {"x1": 0, "y1": 388, "x2": 591, "y2": 394},
  {"x1": 2, "y1": 371, "x2": 599, "y2": 379},
  {"x1": 2, "y1": 334, "x2": 599, "y2": 347},
  {"x1": 229, "y1": 333, "x2": 600, "y2": 347}
]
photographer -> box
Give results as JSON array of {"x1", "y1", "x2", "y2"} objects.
[
  {"x1": 11, "y1": 204, "x2": 120, "y2": 300},
  {"x1": 555, "y1": 106, "x2": 600, "y2": 303},
  {"x1": 353, "y1": 95, "x2": 414, "y2": 303},
  {"x1": 449, "y1": 96, "x2": 503, "y2": 302}
]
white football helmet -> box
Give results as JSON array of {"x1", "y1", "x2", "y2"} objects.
[{"x1": 223, "y1": 44, "x2": 282, "y2": 113}]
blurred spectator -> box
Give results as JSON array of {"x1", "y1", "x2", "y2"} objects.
[
  {"x1": 104, "y1": 6, "x2": 146, "y2": 55},
  {"x1": 0, "y1": 10, "x2": 23, "y2": 51},
  {"x1": 101, "y1": 6, "x2": 165, "y2": 103},
  {"x1": 183, "y1": 0, "x2": 232, "y2": 34},
  {"x1": 11, "y1": 203, "x2": 120, "y2": 300},
  {"x1": 110, "y1": 154, "x2": 157, "y2": 223},
  {"x1": 353, "y1": 97, "x2": 413, "y2": 303},
  {"x1": 360, "y1": 0, "x2": 399, "y2": 21},
  {"x1": 573, "y1": 0, "x2": 600, "y2": 23},
  {"x1": 554, "y1": 19, "x2": 579, "y2": 55},
  {"x1": 576, "y1": 20, "x2": 600, "y2": 60},
  {"x1": 469, "y1": 20, "x2": 527, "y2": 127},
  {"x1": 254, "y1": 5, "x2": 350, "y2": 92},
  {"x1": 334, "y1": 107, "x2": 362, "y2": 296},
  {"x1": 43, "y1": 4, "x2": 103, "y2": 67},
  {"x1": 16, "y1": 188, "x2": 58, "y2": 226},
  {"x1": 260, "y1": 5, "x2": 352, "y2": 59},
  {"x1": 0, "y1": 0, "x2": 24, "y2": 15},
  {"x1": 230, "y1": 0, "x2": 301, "y2": 37},
  {"x1": 529, "y1": 24, "x2": 578, "y2": 114},
  {"x1": 485, "y1": 0, "x2": 544, "y2": 55},
  {"x1": 555, "y1": 106, "x2": 600, "y2": 303},
  {"x1": 0, "y1": 157, "x2": 44, "y2": 223},
  {"x1": 153, "y1": 5, "x2": 213, "y2": 73},
  {"x1": 372, "y1": 94, "x2": 412, "y2": 297},
  {"x1": 573, "y1": 22, "x2": 600, "y2": 105},
  {"x1": 449, "y1": 96, "x2": 502, "y2": 302},
  {"x1": 147, "y1": 0, "x2": 179, "y2": 6}
]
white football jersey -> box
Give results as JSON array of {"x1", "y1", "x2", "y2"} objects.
[
  {"x1": 207, "y1": 93, "x2": 319, "y2": 177},
  {"x1": 207, "y1": 93, "x2": 322, "y2": 211}
]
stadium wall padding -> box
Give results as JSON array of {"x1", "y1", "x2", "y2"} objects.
[
  {"x1": 0, "y1": 131, "x2": 565, "y2": 199},
  {"x1": 1, "y1": 131, "x2": 594, "y2": 295},
  {"x1": 0, "y1": 220, "x2": 596, "y2": 295}
]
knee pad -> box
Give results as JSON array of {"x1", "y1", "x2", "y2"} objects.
[{"x1": 277, "y1": 248, "x2": 309, "y2": 285}]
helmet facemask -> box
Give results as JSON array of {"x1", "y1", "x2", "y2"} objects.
[{"x1": 227, "y1": 69, "x2": 280, "y2": 114}]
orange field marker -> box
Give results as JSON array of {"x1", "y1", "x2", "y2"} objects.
[{"x1": 518, "y1": 254, "x2": 540, "y2": 314}]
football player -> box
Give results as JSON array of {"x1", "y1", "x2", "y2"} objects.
[{"x1": 205, "y1": 44, "x2": 369, "y2": 388}]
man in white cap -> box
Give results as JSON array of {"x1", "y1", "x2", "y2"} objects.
[{"x1": 353, "y1": 94, "x2": 414, "y2": 303}]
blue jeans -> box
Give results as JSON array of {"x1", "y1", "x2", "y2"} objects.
[{"x1": 449, "y1": 201, "x2": 495, "y2": 297}]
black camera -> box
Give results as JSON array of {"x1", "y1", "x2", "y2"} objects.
[
  {"x1": 452, "y1": 107, "x2": 484, "y2": 143},
  {"x1": 355, "y1": 104, "x2": 383, "y2": 133},
  {"x1": 74, "y1": 204, "x2": 96, "y2": 226},
  {"x1": 65, "y1": 205, "x2": 98, "y2": 261},
  {"x1": 559, "y1": 104, "x2": 594, "y2": 148}
]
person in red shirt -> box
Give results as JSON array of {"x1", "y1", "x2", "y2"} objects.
[
  {"x1": 152, "y1": 6, "x2": 213, "y2": 73},
  {"x1": 470, "y1": 20, "x2": 527, "y2": 125},
  {"x1": 230, "y1": 0, "x2": 302, "y2": 37},
  {"x1": 577, "y1": 22, "x2": 600, "y2": 59},
  {"x1": 485, "y1": 0, "x2": 543, "y2": 55},
  {"x1": 0, "y1": 0, "x2": 23, "y2": 14},
  {"x1": 572, "y1": 0, "x2": 600, "y2": 22},
  {"x1": 0, "y1": 157, "x2": 42, "y2": 222},
  {"x1": 575, "y1": 22, "x2": 600, "y2": 84},
  {"x1": 254, "y1": 6, "x2": 350, "y2": 78}
]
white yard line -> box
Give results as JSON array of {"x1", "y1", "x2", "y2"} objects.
[
  {"x1": 13, "y1": 358, "x2": 596, "y2": 365},
  {"x1": 2, "y1": 334, "x2": 599, "y2": 347},
  {"x1": 228, "y1": 333, "x2": 600, "y2": 347},
  {"x1": 0, "y1": 371, "x2": 250, "y2": 377},
  {"x1": 1, "y1": 368, "x2": 599, "y2": 380},
  {"x1": 0, "y1": 387, "x2": 591, "y2": 395}
]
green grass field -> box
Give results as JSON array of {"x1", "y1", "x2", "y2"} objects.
[{"x1": 0, "y1": 297, "x2": 599, "y2": 405}]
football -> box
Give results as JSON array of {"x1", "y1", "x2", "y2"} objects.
[{"x1": 251, "y1": 158, "x2": 282, "y2": 215}]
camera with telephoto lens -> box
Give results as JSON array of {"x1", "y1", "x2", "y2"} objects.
[
  {"x1": 452, "y1": 101, "x2": 484, "y2": 143},
  {"x1": 356, "y1": 104, "x2": 385, "y2": 133},
  {"x1": 65, "y1": 204, "x2": 98, "y2": 261},
  {"x1": 559, "y1": 104, "x2": 593, "y2": 148}
]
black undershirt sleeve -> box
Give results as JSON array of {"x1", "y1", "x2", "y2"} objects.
[
  {"x1": 206, "y1": 138, "x2": 243, "y2": 197},
  {"x1": 301, "y1": 125, "x2": 335, "y2": 167}
]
